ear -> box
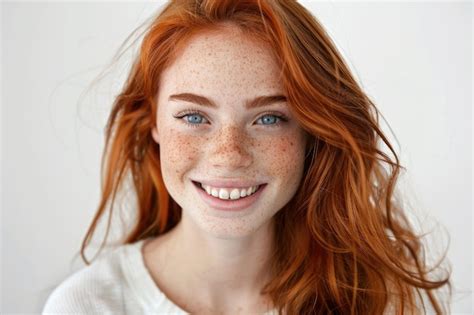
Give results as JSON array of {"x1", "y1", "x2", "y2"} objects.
[{"x1": 151, "y1": 126, "x2": 160, "y2": 144}]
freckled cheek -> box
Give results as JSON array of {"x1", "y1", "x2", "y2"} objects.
[
  {"x1": 256, "y1": 135, "x2": 306, "y2": 183},
  {"x1": 159, "y1": 130, "x2": 203, "y2": 179}
]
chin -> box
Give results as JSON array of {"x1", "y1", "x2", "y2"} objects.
[{"x1": 191, "y1": 210, "x2": 273, "y2": 240}]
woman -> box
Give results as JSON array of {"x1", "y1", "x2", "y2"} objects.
[{"x1": 43, "y1": 0, "x2": 451, "y2": 314}]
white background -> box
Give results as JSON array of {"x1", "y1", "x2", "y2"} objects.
[{"x1": 1, "y1": 1, "x2": 472, "y2": 314}]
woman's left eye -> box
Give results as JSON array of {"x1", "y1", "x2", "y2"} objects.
[{"x1": 256, "y1": 114, "x2": 286, "y2": 126}]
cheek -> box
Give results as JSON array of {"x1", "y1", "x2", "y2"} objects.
[
  {"x1": 159, "y1": 128, "x2": 202, "y2": 178},
  {"x1": 257, "y1": 133, "x2": 306, "y2": 182}
]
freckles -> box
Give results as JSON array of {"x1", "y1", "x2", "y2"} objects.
[
  {"x1": 261, "y1": 135, "x2": 303, "y2": 178},
  {"x1": 163, "y1": 129, "x2": 201, "y2": 164},
  {"x1": 266, "y1": 136, "x2": 293, "y2": 156}
]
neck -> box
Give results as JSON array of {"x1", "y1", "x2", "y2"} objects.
[{"x1": 150, "y1": 213, "x2": 276, "y2": 312}]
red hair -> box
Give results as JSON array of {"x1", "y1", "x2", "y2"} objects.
[{"x1": 80, "y1": 1, "x2": 451, "y2": 313}]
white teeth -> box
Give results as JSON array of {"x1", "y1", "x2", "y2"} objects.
[
  {"x1": 229, "y1": 188, "x2": 241, "y2": 200},
  {"x1": 218, "y1": 189, "x2": 229, "y2": 199},
  {"x1": 201, "y1": 183, "x2": 260, "y2": 200}
]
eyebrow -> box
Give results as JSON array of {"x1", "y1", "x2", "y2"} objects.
[{"x1": 168, "y1": 92, "x2": 287, "y2": 109}]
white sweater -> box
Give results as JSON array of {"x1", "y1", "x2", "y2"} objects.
[{"x1": 42, "y1": 239, "x2": 278, "y2": 314}]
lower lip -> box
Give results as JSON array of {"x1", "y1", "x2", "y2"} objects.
[{"x1": 193, "y1": 181, "x2": 267, "y2": 211}]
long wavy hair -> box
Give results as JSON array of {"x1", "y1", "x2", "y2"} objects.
[{"x1": 79, "y1": 1, "x2": 452, "y2": 314}]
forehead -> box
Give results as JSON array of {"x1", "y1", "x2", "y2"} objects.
[{"x1": 159, "y1": 27, "x2": 285, "y2": 98}]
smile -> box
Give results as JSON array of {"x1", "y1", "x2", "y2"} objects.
[
  {"x1": 198, "y1": 182, "x2": 262, "y2": 200},
  {"x1": 192, "y1": 181, "x2": 267, "y2": 211}
]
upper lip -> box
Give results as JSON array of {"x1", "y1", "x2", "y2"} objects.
[{"x1": 192, "y1": 179, "x2": 265, "y2": 189}]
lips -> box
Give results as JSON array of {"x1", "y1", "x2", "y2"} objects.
[
  {"x1": 192, "y1": 180, "x2": 267, "y2": 211},
  {"x1": 192, "y1": 180, "x2": 265, "y2": 200}
]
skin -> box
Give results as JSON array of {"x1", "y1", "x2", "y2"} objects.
[{"x1": 146, "y1": 24, "x2": 307, "y2": 314}]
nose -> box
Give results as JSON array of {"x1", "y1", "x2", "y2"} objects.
[{"x1": 208, "y1": 125, "x2": 253, "y2": 170}]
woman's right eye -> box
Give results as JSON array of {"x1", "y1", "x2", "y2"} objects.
[{"x1": 173, "y1": 111, "x2": 209, "y2": 128}]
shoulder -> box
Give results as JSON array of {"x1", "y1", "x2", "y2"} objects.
[{"x1": 42, "y1": 244, "x2": 129, "y2": 314}]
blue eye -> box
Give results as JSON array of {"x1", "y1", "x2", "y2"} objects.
[
  {"x1": 185, "y1": 113, "x2": 205, "y2": 124},
  {"x1": 173, "y1": 111, "x2": 209, "y2": 128},
  {"x1": 257, "y1": 114, "x2": 280, "y2": 125}
]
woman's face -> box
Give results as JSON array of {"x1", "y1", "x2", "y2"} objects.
[{"x1": 152, "y1": 26, "x2": 307, "y2": 238}]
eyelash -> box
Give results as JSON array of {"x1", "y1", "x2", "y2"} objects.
[{"x1": 173, "y1": 109, "x2": 289, "y2": 129}]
